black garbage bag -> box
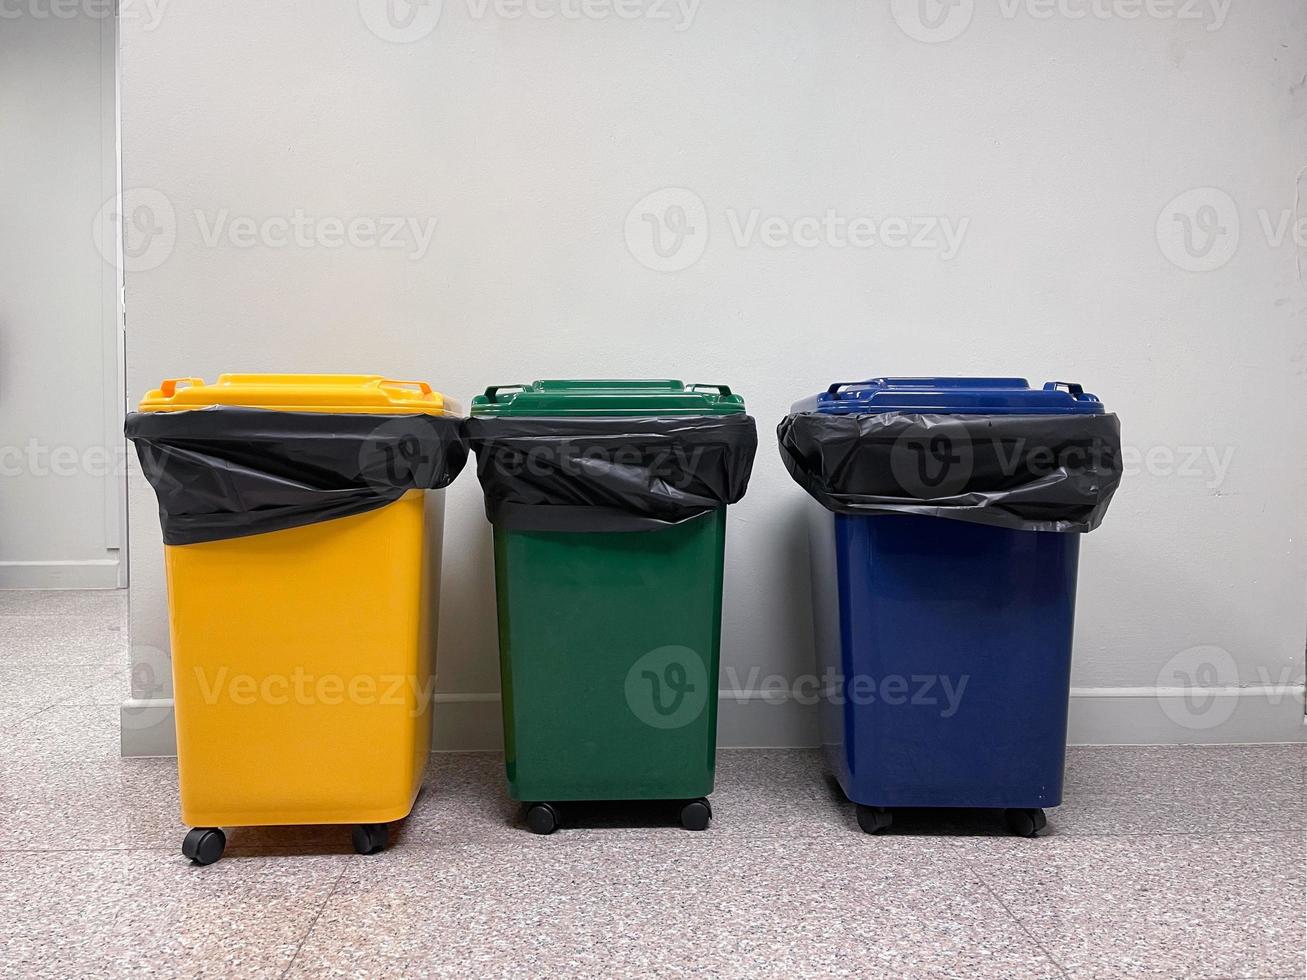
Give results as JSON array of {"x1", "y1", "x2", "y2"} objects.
[
  {"x1": 126, "y1": 407, "x2": 469, "y2": 545},
  {"x1": 465, "y1": 414, "x2": 758, "y2": 532},
  {"x1": 777, "y1": 412, "x2": 1121, "y2": 532}
]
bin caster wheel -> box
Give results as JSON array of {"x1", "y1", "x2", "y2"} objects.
[
  {"x1": 351, "y1": 823, "x2": 389, "y2": 855},
  {"x1": 182, "y1": 827, "x2": 226, "y2": 866},
  {"x1": 856, "y1": 805, "x2": 893, "y2": 835},
  {"x1": 526, "y1": 803, "x2": 560, "y2": 835},
  {"x1": 679, "y1": 798, "x2": 712, "y2": 831},
  {"x1": 1004, "y1": 808, "x2": 1047, "y2": 838}
]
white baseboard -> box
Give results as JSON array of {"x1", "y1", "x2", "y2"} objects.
[
  {"x1": 1068, "y1": 686, "x2": 1307, "y2": 744},
  {"x1": 119, "y1": 686, "x2": 1307, "y2": 758},
  {"x1": 0, "y1": 559, "x2": 121, "y2": 590},
  {"x1": 119, "y1": 699, "x2": 177, "y2": 756},
  {"x1": 431, "y1": 693, "x2": 504, "y2": 752}
]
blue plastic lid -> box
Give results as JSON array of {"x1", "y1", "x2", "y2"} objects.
[{"x1": 794, "y1": 378, "x2": 1105, "y2": 415}]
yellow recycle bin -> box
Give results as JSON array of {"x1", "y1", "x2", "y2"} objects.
[{"x1": 127, "y1": 375, "x2": 466, "y2": 864}]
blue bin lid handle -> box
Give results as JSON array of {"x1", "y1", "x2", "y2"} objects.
[
  {"x1": 1043, "y1": 381, "x2": 1085, "y2": 397},
  {"x1": 826, "y1": 378, "x2": 1027, "y2": 399},
  {"x1": 826, "y1": 382, "x2": 864, "y2": 397}
]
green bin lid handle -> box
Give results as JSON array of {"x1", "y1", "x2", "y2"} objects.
[
  {"x1": 482, "y1": 384, "x2": 527, "y2": 403},
  {"x1": 687, "y1": 383, "x2": 733, "y2": 398}
]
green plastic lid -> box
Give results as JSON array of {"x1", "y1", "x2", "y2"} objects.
[{"x1": 469, "y1": 380, "x2": 746, "y2": 417}]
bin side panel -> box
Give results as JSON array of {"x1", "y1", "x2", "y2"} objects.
[
  {"x1": 830, "y1": 513, "x2": 1077, "y2": 809},
  {"x1": 169, "y1": 492, "x2": 433, "y2": 827},
  {"x1": 494, "y1": 510, "x2": 726, "y2": 802},
  {"x1": 807, "y1": 505, "x2": 850, "y2": 784}
]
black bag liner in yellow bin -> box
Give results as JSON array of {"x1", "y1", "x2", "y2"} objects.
[{"x1": 126, "y1": 407, "x2": 468, "y2": 545}]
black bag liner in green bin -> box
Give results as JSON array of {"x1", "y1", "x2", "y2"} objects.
[
  {"x1": 464, "y1": 414, "x2": 759, "y2": 532},
  {"x1": 126, "y1": 406, "x2": 468, "y2": 545}
]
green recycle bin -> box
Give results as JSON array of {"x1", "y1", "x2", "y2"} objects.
[{"x1": 467, "y1": 380, "x2": 757, "y2": 834}]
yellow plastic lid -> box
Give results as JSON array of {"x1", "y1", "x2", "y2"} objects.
[{"x1": 137, "y1": 374, "x2": 459, "y2": 415}]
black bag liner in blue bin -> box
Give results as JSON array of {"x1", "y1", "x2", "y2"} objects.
[{"x1": 777, "y1": 410, "x2": 1122, "y2": 533}]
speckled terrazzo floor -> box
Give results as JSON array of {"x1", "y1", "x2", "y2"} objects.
[{"x1": 0, "y1": 591, "x2": 1303, "y2": 979}]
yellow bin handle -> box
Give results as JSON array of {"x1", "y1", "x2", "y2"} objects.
[
  {"x1": 376, "y1": 379, "x2": 434, "y2": 397},
  {"x1": 159, "y1": 377, "x2": 206, "y2": 398}
]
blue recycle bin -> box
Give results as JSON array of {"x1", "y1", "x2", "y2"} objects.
[{"x1": 790, "y1": 378, "x2": 1114, "y2": 837}]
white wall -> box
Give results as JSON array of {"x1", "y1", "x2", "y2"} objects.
[
  {"x1": 0, "y1": 11, "x2": 122, "y2": 589},
  {"x1": 120, "y1": 0, "x2": 1306, "y2": 750}
]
